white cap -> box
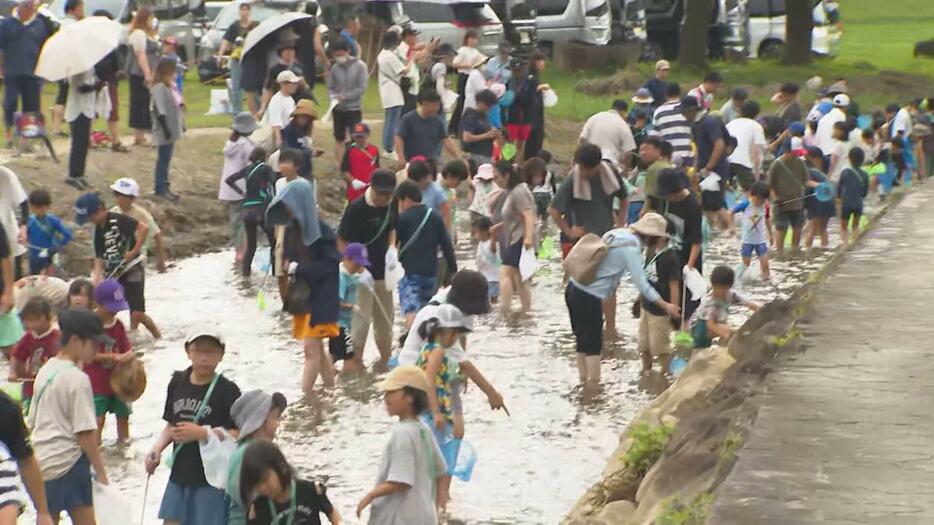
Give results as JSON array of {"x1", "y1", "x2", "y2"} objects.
[
  {"x1": 110, "y1": 177, "x2": 140, "y2": 197},
  {"x1": 433, "y1": 304, "x2": 471, "y2": 332},
  {"x1": 276, "y1": 70, "x2": 300, "y2": 84},
  {"x1": 832, "y1": 94, "x2": 850, "y2": 107},
  {"x1": 475, "y1": 163, "x2": 494, "y2": 180},
  {"x1": 185, "y1": 331, "x2": 226, "y2": 350}
]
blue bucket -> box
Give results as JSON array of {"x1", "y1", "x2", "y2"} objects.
[
  {"x1": 669, "y1": 356, "x2": 689, "y2": 377},
  {"x1": 419, "y1": 413, "x2": 478, "y2": 481}
]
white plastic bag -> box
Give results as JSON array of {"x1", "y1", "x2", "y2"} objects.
[
  {"x1": 207, "y1": 89, "x2": 230, "y2": 115},
  {"x1": 321, "y1": 97, "x2": 339, "y2": 124},
  {"x1": 683, "y1": 266, "x2": 708, "y2": 299},
  {"x1": 519, "y1": 247, "x2": 538, "y2": 281},
  {"x1": 698, "y1": 172, "x2": 722, "y2": 192},
  {"x1": 199, "y1": 428, "x2": 236, "y2": 490},
  {"x1": 542, "y1": 89, "x2": 558, "y2": 108},
  {"x1": 92, "y1": 482, "x2": 132, "y2": 525},
  {"x1": 384, "y1": 247, "x2": 402, "y2": 289},
  {"x1": 442, "y1": 90, "x2": 459, "y2": 112}
]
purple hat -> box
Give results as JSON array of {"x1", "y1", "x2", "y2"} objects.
[
  {"x1": 93, "y1": 279, "x2": 129, "y2": 313},
  {"x1": 342, "y1": 243, "x2": 370, "y2": 267}
]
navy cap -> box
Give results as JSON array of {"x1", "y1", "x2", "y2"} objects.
[
  {"x1": 678, "y1": 96, "x2": 700, "y2": 111},
  {"x1": 74, "y1": 193, "x2": 104, "y2": 225},
  {"x1": 58, "y1": 308, "x2": 110, "y2": 344}
]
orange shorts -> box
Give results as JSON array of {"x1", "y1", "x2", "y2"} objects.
[{"x1": 292, "y1": 314, "x2": 340, "y2": 340}]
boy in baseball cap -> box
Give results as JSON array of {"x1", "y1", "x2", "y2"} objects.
[
  {"x1": 87, "y1": 279, "x2": 134, "y2": 442},
  {"x1": 343, "y1": 122, "x2": 379, "y2": 203},
  {"x1": 330, "y1": 242, "x2": 370, "y2": 364}
]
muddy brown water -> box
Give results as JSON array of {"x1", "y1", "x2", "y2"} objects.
[{"x1": 14, "y1": 198, "x2": 873, "y2": 524}]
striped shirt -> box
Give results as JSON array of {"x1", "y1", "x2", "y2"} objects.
[
  {"x1": 0, "y1": 442, "x2": 25, "y2": 513},
  {"x1": 651, "y1": 100, "x2": 694, "y2": 167}
]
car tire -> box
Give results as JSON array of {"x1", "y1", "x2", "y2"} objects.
[{"x1": 758, "y1": 39, "x2": 784, "y2": 59}]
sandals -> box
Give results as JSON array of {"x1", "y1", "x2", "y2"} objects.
[{"x1": 112, "y1": 142, "x2": 130, "y2": 153}]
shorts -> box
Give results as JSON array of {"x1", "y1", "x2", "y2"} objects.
[
  {"x1": 565, "y1": 282, "x2": 603, "y2": 356},
  {"x1": 291, "y1": 314, "x2": 340, "y2": 340},
  {"x1": 637, "y1": 310, "x2": 673, "y2": 357},
  {"x1": 329, "y1": 327, "x2": 355, "y2": 361},
  {"x1": 0, "y1": 309, "x2": 25, "y2": 347},
  {"x1": 740, "y1": 242, "x2": 768, "y2": 258},
  {"x1": 533, "y1": 192, "x2": 551, "y2": 218},
  {"x1": 158, "y1": 481, "x2": 228, "y2": 525},
  {"x1": 841, "y1": 206, "x2": 863, "y2": 223},
  {"x1": 28, "y1": 254, "x2": 54, "y2": 275},
  {"x1": 701, "y1": 189, "x2": 726, "y2": 212},
  {"x1": 45, "y1": 454, "x2": 92, "y2": 516},
  {"x1": 627, "y1": 201, "x2": 644, "y2": 225},
  {"x1": 773, "y1": 208, "x2": 805, "y2": 230},
  {"x1": 507, "y1": 123, "x2": 531, "y2": 141},
  {"x1": 55, "y1": 80, "x2": 68, "y2": 106},
  {"x1": 118, "y1": 268, "x2": 145, "y2": 312},
  {"x1": 332, "y1": 108, "x2": 362, "y2": 142},
  {"x1": 487, "y1": 280, "x2": 500, "y2": 301},
  {"x1": 501, "y1": 240, "x2": 523, "y2": 268},
  {"x1": 691, "y1": 320, "x2": 712, "y2": 349},
  {"x1": 93, "y1": 394, "x2": 131, "y2": 418},
  {"x1": 730, "y1": 163, "x2": 755, "y2": 191},
  {"x1": 398, "y1": 274, "x2": 437, "y2": 315}
]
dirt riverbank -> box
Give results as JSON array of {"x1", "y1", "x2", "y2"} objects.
[{"x1": 562, "y1": 189, "x2": 908, "y2": 524}]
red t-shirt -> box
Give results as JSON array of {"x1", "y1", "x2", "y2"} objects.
[
  {"x1": 13, "y1": 329, "x2": 60, "y2": 399},
  {"x1": 342, "y1": 143, "x2": 380, "y2": 202},
  {"x1": 83, "y1": 319, "x2": 131, "y2": 396}
]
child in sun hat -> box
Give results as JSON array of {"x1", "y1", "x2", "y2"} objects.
[
  {"x1": 86, "y1": 278, "x2": 134, "y2": 443},
  {"x1": 357, "y1": 365, "x2": 448, "y2": 522},
  {"x1": 330, "y1": 242, "x2": 370, "y2": 364},
  {"x1": 468, "y1": 162, "x2": 497, "y2": 222},
  {"x1": 146, "y1": 331, "x2": 241, "y2": 525}
]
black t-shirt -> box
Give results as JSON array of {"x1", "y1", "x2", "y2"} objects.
[
  {"x1": 162, "y1": 368, "x2": 241, "y2": 486},
  {"x1": 693, "y1": 115, "x2": 731, "y2": 181},
  {"x1": 396, "y1": 110, "x2": 447, "y2": 162},
  {"x1": 93, "y1": 212, "x2": 138, "y2": 275},
  {"x1": 460, "y1": 107, "x2": 493, "y2": 157},
  {"x1": 248, "y1": 479, "x2": 333, "y2": 525},
  {"x1": 0, "y1": 391, "x2": 32, "y2": 460},
  {"x1": 641, "y1": 248, "x2": 681, "y2": 317},
  {"x1": 223, "y1": 20, "x2": 259, "y2": 46},
  {"x1": 0, "y1": 227, "x2": 8, "y2": 297},
  {"x1": 338, "y1": 197, "x2": 395, "y2": 280},
  {"x1": 663, "y1": 194, "x2": 703, "y2": 273}
]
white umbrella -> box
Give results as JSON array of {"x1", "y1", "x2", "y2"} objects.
[
  {"x1": 34, "y1": 16, "x2": 123, "y2": 82},
  {"x1": 241, "y1": 12, "x2": 313, "y2": 59}
]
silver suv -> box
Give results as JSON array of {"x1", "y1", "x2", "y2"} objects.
[{"x1": 365, "y1": 0, "x2": 505, "y2": 57}]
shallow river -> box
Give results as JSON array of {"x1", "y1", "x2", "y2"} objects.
[{"x1": 21, "y1": 200, "x2": 872, "y2": 524}]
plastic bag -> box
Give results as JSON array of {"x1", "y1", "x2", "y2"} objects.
[
  {"x1": 206, "y1": 89, "x2": 230, "y2": 115},
  {"x1": 519, "y1": 247, "x2": 537, "y2": 281},
  {"x1": 321, "y1": 97, "x2": 339, "y2": 124},
  {"x1": 542, "y1": 89, "x2": 558, "y2": 108},
  {"x1": 698, "y1": 173, "x2": 721, "y2": 192},
  {"x1": 384, "y1": 247, "x2": 402, "y2": 289},
  {"x1": 199, "y1": 429, "x2": 236, "y2": 490},
  {"x1": 92, "y1": 482, "x2": 132, "y2": 525},
  {"x1": 683, "y1": 266, "x2": 707, "y2": 299}
]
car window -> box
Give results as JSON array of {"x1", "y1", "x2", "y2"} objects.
[
  {"x1": 403, "y1": 1, "x2": 452, "y2": 23},
  {"x1": 48, "y1": 0, "x2": 124, "y2": 18},
  {"x1": 644, "y1": 0, "x2": 675, "y2": 15},
  {"x1": 747, "y1": 0, "x2": 768, "y2": 17},
  {"x1": 451, "y1": 3, "x2": 499, "y2": 25},
  {"x1": 213, "y1": 2, "x2": 281, "y2": 31},
  {"x1": 770, "y1": 0, "x2": 785, "y2": 15},
  {"x1": 530, "y1": 0, "x2": 568, "y2": 17}
]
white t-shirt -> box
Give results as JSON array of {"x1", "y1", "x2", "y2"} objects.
[
  {"x1": 377, "y1": 49, "x2": 406, "y2": 109},
  {"x1": 475, "y1": 239, "x2": 500, "y2": 284},
  {"x1": 397, "y1": 294, "x2": 475, "y2": 366},
  {"x1": 462, "y1": 68, "x2": 487, "y2": 114},
  {"x1": 579, "y1": 110, "x2": 637, "y2": 164},
  {"x1": 127, "y1": 28, "x2": 149, "y2": 55},
  {"x1": 267, "y1": 91, "x2": 296, "y2": 129},
  {"x1": 368, "y1": 420, "x2": 446, "y2": 525},
  {"x1": 27, "y1": 357, "x2": 98, "y2": 480},
  {"x1": 891, "y1": 107, "x2": 912, "y2": 138},
  {"x1": 0, "y1": 166, "x2": 27, "y2": 257},
  {"x1": 726, "y1": 117, "x2": 766, "y2": 169},
  {"x1": 739, "y1": 202, "x2": 768, "y2": 245},
  {"x1": 828, "y1": 140, "x2": 849, "y2": 183},
  {"x1": 815, "y1": 107, "x2": 846, "y2": 154}
]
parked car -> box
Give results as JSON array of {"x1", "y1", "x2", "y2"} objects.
[
  {"x1": 197, "y1": 0, "x2": 320, "y2": 82},
  {"x1": 364, "y1": 0, "x2": 504, "y2": 57},
  {"x1": 610, "y1": 0, "x2": 647, "y2": 44},
  {"x1": 746, "y1": 0, "x2": 840, "y2": 58},
  {"x1": 42, "y1": 0, "x2": 199, "y2": 63},
  {"x1": 513, "y1": 0, "x2": 613, "y2": 53},
  {"x1": 645, "y1": 0, "x2": 745, "y2": 60}
]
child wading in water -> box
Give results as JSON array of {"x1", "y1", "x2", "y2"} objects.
[
  {"x1": 690, "y1": 266, "x2": 761, "y2": 349},
  {"x1": 732, "y1": 182, "x2": 773, "y2": 280},
  {"x1": 330, "y1": 242, "x2": 369, "y2": 366},
  {"x1": 240, "y1": 441, "x2": 341, "y2": 525},
  {"x1": 87, "y1": 279, "x2": 134, "y2": 443},
  {"x1": 472, "y1": 217, "x2": 501, "y2": 303},
  {"x1": 67, "y1": 279, "x2": 94, "y2": 309},
  {"x1": 838, "y1": 147, "x2": 869, "y2": 245},
  {"x1": 146, "y1": 332, "x2": 241, "y2": 525},
  {"x1": 225, "y1": 146, "x2": 276, "y2": 276},
  {"x1": 11, "y1": 298, "x2": 59, "y2": 413},
  {"x1": 357, "y1": 365, "x2": 448, "y2": 523}
]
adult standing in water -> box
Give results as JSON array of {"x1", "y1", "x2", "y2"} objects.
[
  {"x1": 126, "y1": 6, "x2": 161, "y2": 147},
  {"x1": 266, "y1": 178, "x2": 340, "y2": 394},
  {"x1": 338, "y1": 169, "x2": 398, "y2": 371},
  {"x1": 492, "y1": 161, "x2": 535, "y2": 315}
]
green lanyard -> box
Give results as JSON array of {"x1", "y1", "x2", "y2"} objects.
[
  {"x1": 166, "y1": 373, "x2": 221, "y2": 468},
  {"x1": 644, "y1": 246, "x2": 672, "y2": 271},
  {"x1": 30, "y1": 360, "x2": 77, "y2": 416},
  {"x1": 266, "y1": 479, "x2": 297, "y2": 525}
]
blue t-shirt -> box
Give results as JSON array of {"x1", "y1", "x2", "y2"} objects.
[
  {"x1": 340, "y1": 29, "x2": 358, "y2": 57},
  {"x1": 27, "y1": 213, "x2": 72, "y2": 260},
  {"x1": 421, "y1": 181, "x2": 449, "y2": 212},
  {"x1": 338, "y1": 265, "x2": 359, "y2": 329}
]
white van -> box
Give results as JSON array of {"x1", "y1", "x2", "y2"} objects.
[
  {"x1": 516, "y1": 0, "x2": 613, "y2": 53},
  {"x1": 365, "y1": 0, "x2": 505, "y2": 56},
  {"x1": 746, "y1": 0, "x2": 840, "y2": 58}
]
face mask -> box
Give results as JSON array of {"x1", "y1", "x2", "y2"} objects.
[{"x1": 335, "y1": 56, "x2": 349, "y2": 65}]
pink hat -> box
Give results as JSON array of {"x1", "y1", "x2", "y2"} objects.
[
  {"x1": 475, "y1": 163, "x2": 494, "y2": 180},
  {"x1": 489, "y1": 83, "x2": 506, "y2": 99}
]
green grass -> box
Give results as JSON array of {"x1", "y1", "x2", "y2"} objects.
[{"x1": 38, "y1": 0, "x2": 934, "y2": 130}]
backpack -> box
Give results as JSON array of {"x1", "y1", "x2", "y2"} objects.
[{"x1": 563, "y1": 232, "x2": 637, "y2": 284}]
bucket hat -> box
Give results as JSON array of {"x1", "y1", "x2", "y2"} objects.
[
  {"x1": 630, "y1": 212, "x2": 669, "y2": 238},
  {"x1": 231, "y1": 111, "x2": 258, "y2": 134}
]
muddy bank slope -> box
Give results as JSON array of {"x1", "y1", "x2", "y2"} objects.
[{"x1": 563, "y1": 191, "x2": 908, "y2": 525}]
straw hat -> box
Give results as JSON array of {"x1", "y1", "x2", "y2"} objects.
[
  {"x1": 291, "y1": 99, "x2": 317, "y2": 119},
  {"x1": 111, "y1": 358, "x2": 147, "y2": 402},
  {"x1": 630, "y1": 212, "x2": 670, "y2": 238}
]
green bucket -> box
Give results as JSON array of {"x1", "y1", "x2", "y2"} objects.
[{"x1": 674, "y1": 331, "x2": 694, "y2": 352}]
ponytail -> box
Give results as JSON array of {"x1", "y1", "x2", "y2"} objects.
[{"x1": 416, "y1": 317, "x2": 441, "y2": 343}]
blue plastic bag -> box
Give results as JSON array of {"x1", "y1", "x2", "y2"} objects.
[{"x1": 419, "y1": 413, "x2": 478, "y2": 481}]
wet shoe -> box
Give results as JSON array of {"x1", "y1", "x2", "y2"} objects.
[{"x1": 65, "y1": 177, "x2": 84, "y2": 190}]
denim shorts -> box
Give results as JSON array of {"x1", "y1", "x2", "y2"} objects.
[
  {"x1": 487, "y1": 280, "x2": 500, "y2": 301},
  {"x1": 46, "y1": 454, "x2": 92, "y2": 515},
  {"x1": 398, "y1": 274, "x2": 437, "y2": 315},
  {"x1": 740, "y1": 242, "x2": 768, "y2": 258},
  {"x1": 158, "y1": 481, "x2": 228, "y2": 525}
]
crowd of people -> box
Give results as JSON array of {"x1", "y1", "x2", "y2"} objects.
[{"x1": 1, "y1": 2, "x2": 933, "y2": 522}]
